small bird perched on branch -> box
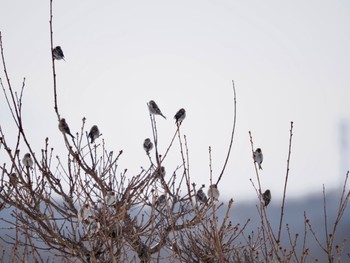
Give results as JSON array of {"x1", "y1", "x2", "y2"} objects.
[
  {"x1": 208, "y1": 184, "x2": 220, "y2": 201},
  {"x1": 52, "y1": 46, "x2": 65, "y2": 61},
  {"x1": 143, "y1": 138, "x2": 153, "y2": 154},
  {"x1": 106, "y1": 191, "x2": 117, "y2": 207},
  {"x1": 78, "y1": 204, "x2": 92, "y2": 224},
  {"x1": 196, "y1": 184, "x2": 208, "y2": 204},
  {"x1": 9, "y1": 173, "x2": 17, "y2": 186},
  {"x1": 148, "y1": 100, "x2": 166, "y2": 119},
  {"x1": 174, "y1": 108, "x2": 186, "y2": 124},
  {"x1": 155, "y1": 194, "x2": 167, "y2": 209},
  {"x1": 88, "y1": 125, "x2": 100, "y2": 144},
  {"x1": 253, "y1": 148, "x2": 263, "y2": 170},
  {"x1": 155, "y1": 166, "x2": 166, "y2": 179},
  {"x1": 95, "y1": 199, "x2": 102, "y2": 215},
  {"x1": 59, "y1": 118, "x2": 74, "y2": 138},
  {"x1": 87, "y1": 218, "x2": 101, "y2": 237},
  {"x1": 22, "y1": 153, "x2": 34, "y2": 168},
  {"x1": 262, "y1": 189, "x2": 271, "y2": 207}
]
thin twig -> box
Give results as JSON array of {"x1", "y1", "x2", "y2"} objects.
[
  {"x1": 49, "y1": 0, "x2": 60, "y2": 118},
  {"x1": 216, "y1": 80, "x2": 237, "y2": 185},
  {"x1": 277, "y1": 121, "x2": 294, "y2": 243},
  {"x1": 322, "y1": 184, "x2": 330, "y2": 256}
]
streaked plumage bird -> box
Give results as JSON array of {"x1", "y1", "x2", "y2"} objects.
[
  {"x1": 88, "y1": 125, "x2": 100, "y2": 144},
  {"x1": 174, "y1": 108, "x2": 186, "y2": 124},
  {"x1": 22, "y1": 153, "x2": 34, "y2": 168},
  {"x1": 106, "y1": 191, "x2": 117, "y2": 207},
  {"x1": 52, "y1": 46, "x2": 65, "y2": 61},
  {"x1": 148, "y1": 100, "x2": 166, "y2": 119},
  {"x1": 253, "y1": 148, "x2": 263, "y2": 170},
  {"x1": 78, "y1": 204, "x2": 92, "y2": 224},
  {"x1": 208, "y1": 184, "x2": 220, "y2": 201},
  {"x1": 262, "y1": 189, "x2": 271, "y2": 207},
  {"x1": 59, "y1": 118, "x2": 74, "y2": 138},
  {"x1": 155, "y1": 194, "x2": 167, "y2": 208},
  {"x1": 196, "y1": 184, "x2": 208, "y2": 204},
  {"x1": 143, "y1": 138, "x2": 153, "y2": 154}
]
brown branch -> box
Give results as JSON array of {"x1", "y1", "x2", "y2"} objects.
[
  {"x1": 49, "y1": 0, "x2": 60, "y2": 118},
  {"x1": 216, "y1": 80, "x2": 237, "y2": 185},
  {"x1": 277, "y1": 121, "x2": 294, "y2": 243},
  {"x1": 0, "y1": 32, "x2": 21, "y2": 124}
]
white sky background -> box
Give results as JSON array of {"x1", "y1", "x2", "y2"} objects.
[{"x1": 0, "y1": 1, "x2": 349, "y2": 203}]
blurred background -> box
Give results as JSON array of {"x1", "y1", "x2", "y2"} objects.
[{"x1": 1, "y1": 0, "x2": 349, "y2": 201}]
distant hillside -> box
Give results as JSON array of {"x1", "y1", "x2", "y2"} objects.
[
  {"x1": 0, "y1": 189, "x2": 349, "y2": 262},
  {"x1": 230, "y1": 189, "x2": 350, "y2": 262}
]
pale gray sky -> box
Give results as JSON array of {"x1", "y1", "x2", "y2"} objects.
[{"x1": 1, "y1": 1, "x2": 349, "y2": 202}]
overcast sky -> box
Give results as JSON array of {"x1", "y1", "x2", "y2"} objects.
[{"x1": 1, "y1": 1, "x2": 349, "y2": 203}]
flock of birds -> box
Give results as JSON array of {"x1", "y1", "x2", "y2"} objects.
[
  {"x1": 143, "y1": 99, "x2": 270, "y2": 207},
  {"x1": 16, "y1": 46, "x2": 271, "y2": 235},
  {"x1": 143, "y1": 100, "x2": 221, "y2": 205}
]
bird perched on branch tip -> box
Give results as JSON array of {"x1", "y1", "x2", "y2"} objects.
[
  {"x1": 148, "y1": 100, "x2": 166, "y2": 119},
  {"x1": 174, "y1": 108, "x2": 186, "y2": 124},
  {"x1": 208, "y1": 184, "x2": 220, "y2": 201},
  {"x1": 196, "y1": 184, "x2": 208, "y2": 204},
  {"x1": 88, "y1": 125, "x2": 100, "y2": 144},
  {"x1": 143, "y1": 138, "x2": 153, "y2": 154},
  {"x1": 22, "y1": 153, "x2": 34, "y2": 168},
  {"x1": 253, "y1": 148, "x2": 263, "y2": 170}
]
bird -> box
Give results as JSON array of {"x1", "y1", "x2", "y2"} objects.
[
  {"x1": 95, "y1": 199, "x2": 102, "y2": 215},
  {"x1": 155, "y1": 166, "x2": 166, "y2": 179},
  {"x1": 88, "y1": 125, "x2": 100, "y2": 144},
  {"x1": 105, "y1": 191, "x2": 117, "y2": 207},
  {"x1": 58, "y1": 118, "x2": 74, "y2": 138},
  {"x1": 174, "y1": 108, "x2": 186, "y2": 124},
  {"x1": 52, "y1": 46, "x2": 65, "y2": 61},
  {"x1": 87, "y1": 218, "x2": 100, "y2": 237},
  {"x1": 155, "y1": 194, "x2": 167, "y2": 208},
  {"x1": 143, "y1": 138, "x2": 153, "y2": 154},
  {"x1": 207, "y1": 184, "x2": 220, "y2": 201},
  {"x1": 78, "y1": 204, "x2": 92, "y2": 224},
  {"x1": 253, "y1": 148, "x2": 263, "y2": 170},
  {"x1": 22, "y1": 153, "x2": 34, "y2": 168},
  {"x1": 196, "y1": 184, "x2": 208, "y2": 204},
  {"x1": 262, "y1": 189, "x2": 271, "y2": 207},
  {"x1": 9, "y1": 173, "x2": 17, "y2": 186},
  {"x1": 148, "y1": 100, "x2": 166, "y2": 119}
]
